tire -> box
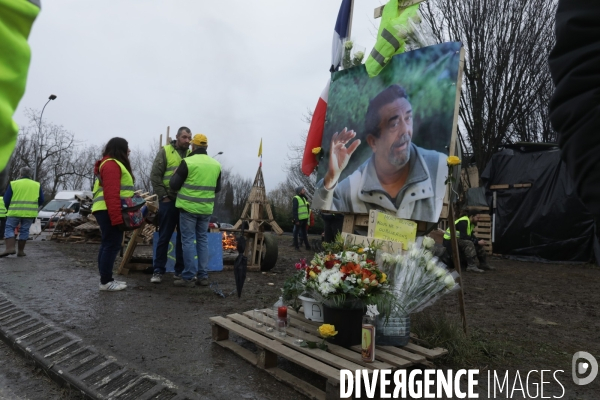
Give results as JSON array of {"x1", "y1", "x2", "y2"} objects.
[{"x1": 261, "y1": 233, "x2": 278, "y2": 271}]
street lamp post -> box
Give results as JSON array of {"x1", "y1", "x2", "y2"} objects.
[
  {"x1": 33, "y1": 94, "x2": 57, "y2": 181},
  {"x1": 212, "y1": 151, "x2": 223, "y2": 158}
]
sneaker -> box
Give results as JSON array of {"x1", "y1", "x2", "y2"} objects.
[
  {"x1": 150, "y1": 273, "x2": 162, "y2": 283},
  {"x1": 113, "y1": 280, "x2": 127, "y2": 286},
  {"x1": 173, "y1": 278, "x2": 196, "y2": 287},
  {"x1": 466, "y1": 266, "x2": 485, "y2": 273},
  {"x1": 197, "y1": 278, "x2": 209, "y2": 286},
  {"x1": 99, "y1": 281, "x2": 127, "y2": 291},
  {"x1": 173, "y1": 273, "x2": 183, "y2": 281},
  {"x1": 479, "y1": 264, "x2": 495, "y2": 271}
]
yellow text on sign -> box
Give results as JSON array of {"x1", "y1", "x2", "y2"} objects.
[{"x1": 368, "y1": 210, "x2": 417, "y2": 250}]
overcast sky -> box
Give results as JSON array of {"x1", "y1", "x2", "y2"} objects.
[{"x1": 15, "y1": 0, "x2": 385, "y2": 191}]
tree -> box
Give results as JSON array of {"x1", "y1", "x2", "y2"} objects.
[{"x1": 420, "y1": 0, "x2": 558, "y2": 172}]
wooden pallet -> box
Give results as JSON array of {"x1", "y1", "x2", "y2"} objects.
[
  {"x1": 474, "y1": 214, "x2": 492, "y2": 255},
  {"x1": 210, "y1": 308, "x2": 447, "y2": 400}
]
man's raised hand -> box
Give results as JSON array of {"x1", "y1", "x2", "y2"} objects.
[{"x1": 324, "y1": 128, "x2": 361, "y2": 190}]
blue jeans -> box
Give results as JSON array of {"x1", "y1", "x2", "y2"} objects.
[
  {"x1": 4, "y1": 217, "x2": 33, "y2": 240},
  {"x1": 95, "y1": 211, "x2": 123, "y2": 285},
  {"x1": 153, "y1": 200, "x2": 184, "y2": 275},
  {"x1": 179, "y1": 210, "x2": 210, "y2": 281}
]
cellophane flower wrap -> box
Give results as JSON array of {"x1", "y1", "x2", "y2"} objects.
[
  {"x1": 376, "y1": 242, "x2": 459, "y2": 317},
  {"x1": 303, "y1": 247, "x2": 392, "y2": 309}
]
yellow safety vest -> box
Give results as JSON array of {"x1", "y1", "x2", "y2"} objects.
[
  {"x1": 0, "y1": 197, "x2": 6, "y2": 218},
  {"x1": 365, "y1": 0, "x2": 419, "y2": 77},
  {"x1": 294, "y1": 195, "x2": 309, "y2": 221},
  {"x1": 91, "y1": 158, "x2": 135, "y2": 212},
  {"x1": 176, "y1": 154, "x2": 221, "y2": 215},
  {"x1": 443, "y1": 216, "x2": 472, "y2": 240},
  {"x1": 162, "y1": 144, "x2": 190, "y2": 187},
  {"x1": 7, "y1": 178, "x2": 40, "y2": 218}
]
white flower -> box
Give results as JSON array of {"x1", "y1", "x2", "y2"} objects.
[
  {"x1": 366, "y1": 304, "x2": 379, "y2": 317},
  {"x1": 422, "y1": 236, "x2": 435, "y2": 250},
  {"x1": 363, "y1": 278, "x2": 370, "y2": 285},
  {"x1": 344, "y1": 251, "x2": 360, "y2": 263},
  {"x1": 346, "y1": 275, "x2": 357, "y2": 284},
  {"x1": 423, "y1": 250, "x2": 433, "y2": 263},
  {"x1": 409, "y1": 247, "x2": 421, "y2": 259},
  {"x1": 434, "y1": 267, "x2": 446, "y2": 279},
  {"x1": 426, "y1": 259, "x2": 437, "y2": 272},
  {"x1": 444, "y1": 275, "x2": 455, "y2": 289},
  {"x1": 328, "y1": 272, "x2": 342, "y2": 286}
]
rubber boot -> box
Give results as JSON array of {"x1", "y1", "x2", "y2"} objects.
[
  {"x1": 17, "y1": 240, "x2": 27, "y2": 257},
  {"x1": 0, "y1": 238, "x2": 16, "y2": 257}
]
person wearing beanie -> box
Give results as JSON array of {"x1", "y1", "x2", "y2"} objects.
[
  {"x1": 291, "y1": 187, "x2": 311, "y2": 251},
  {"x1": 169, "y1": 133, "x2": 221, "y2": 287}
]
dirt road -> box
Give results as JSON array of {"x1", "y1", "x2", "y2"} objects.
[{"x1": 0, "y1": 235, "x2": 598, "y2": 399}]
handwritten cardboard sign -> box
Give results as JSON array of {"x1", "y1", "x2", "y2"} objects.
[{"x1": 367, "y1": 210, "x2": 417, "y2": 250}]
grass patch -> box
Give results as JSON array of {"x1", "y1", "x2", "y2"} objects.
[{"x1": 411, "y1": 310, "x2": 512, "y2": 368}]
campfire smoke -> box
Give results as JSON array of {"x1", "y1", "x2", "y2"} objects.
[{"x1": 222, "y1": 232, "x2": 237, "y2": 251}]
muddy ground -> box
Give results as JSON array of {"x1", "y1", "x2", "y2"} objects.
[{"x1": 0, "y1": 234, "x2": 599, "y2": 399}]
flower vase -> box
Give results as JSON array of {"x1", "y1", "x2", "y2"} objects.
[
  {"x1": 322, "y1": 304, "x2": 364, "y2": 347},
  {"x1": 376, "y1": 314, "x2": 411, "y2": 346}
]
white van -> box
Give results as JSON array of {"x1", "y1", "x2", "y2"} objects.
[{"x1": 37, "y1": 190, "x2": 93, "y2": 228}]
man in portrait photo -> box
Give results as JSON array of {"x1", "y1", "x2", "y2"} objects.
[{"x1": 312, "y1": 84, "x2": 447, "y2": 222}]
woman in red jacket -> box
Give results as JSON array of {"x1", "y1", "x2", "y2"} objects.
[{"x1": 92, "y1": 138, "x2": 134, "y2": 291}]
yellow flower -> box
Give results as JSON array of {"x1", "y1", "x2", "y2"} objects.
[
  {"x1": 312, "y1": 147, "x2": 322, "y2": 155},
  {"x1": 318, "y1": 324, "x2": 338, "y2": 338},
  {"x1": 380, "y1": 272, "x2": 387, "y2": 283},
  {"x1": 309, "y1": 271, "x2": 317, "y2": 279},
  {"x1": 357, "y1": 248, "x2": 364, "y2": 254},
  {"x1": 447, "y1": 156, "x2": 461, "y2": 166}
]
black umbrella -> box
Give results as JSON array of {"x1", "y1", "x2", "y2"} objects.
[{"x1": 233, "y1": 224, "x2": 248, "y2": 298}]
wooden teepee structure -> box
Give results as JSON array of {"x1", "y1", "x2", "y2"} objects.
[{"x1": 233, "y1": 165, "x2": 283, "y2": 234}]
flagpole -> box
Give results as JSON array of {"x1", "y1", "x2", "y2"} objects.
[{"x1": 347, "y1": 0, "x2": 355, "y2": 39}]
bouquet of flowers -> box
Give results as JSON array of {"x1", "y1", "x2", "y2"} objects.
[
  {"x1": 376, "y1": 239, "x2": 459, "y2": 317},
  {"x1": 303, "y1": 248, "x2": 393, "y2": 309}
]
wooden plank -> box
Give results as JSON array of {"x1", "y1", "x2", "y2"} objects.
[
  {"x1": 117, "y1": 223, "x2": 145, "y2": 275},
  {"x1": 513, "y1": 183, "x2": 532, "y2": 188},
  {"x1": 230, "y1": 313, "x2": 367, "y2": 372},
  {"x1": 376, "y1": 346, "x2": 426, "y2": 364},
  {"x1": 214, "y1": 339, "x2": 255, "y2": 364},
  {"x1": 477, "y1": 222, "x2": 491, "y2": 227},
  {"x1": 490, "y1": 184, "x2": 509, "y2": 190},
  {"x1": 253, "y1": 311, "x2": 394, "y2": 370},
  {"x1": 342, "y1": 215, "x2": 355, "y2": 234},
  {"x1": 374, "y1": 0, "x2": 426, "y2": 18},
  {"x1": 268, "y1": 368, "x2": 326, "y2": 400},
  {"x1": 354, "y1": 214, "x2": 369, "y2": 227},
  {"x1": 464, "y1": 206, "x2": 489, "y2": 211},
  {"x1": 402, "y1": 343, "x2": 448, "y2": 359},
  {"x1": 350, "y1": 345, "x2": 412, "y2": 368},
  {"x1": 210, "y1": 316, "x2": 340, "y2": 383}
]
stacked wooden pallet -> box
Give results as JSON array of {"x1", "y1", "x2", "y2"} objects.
[
  {"x1": 211, "y1": 308, "x2": 447, "y2": 400},
  {"x1": 474, "y1": 214, "x2": 492, "y2": 254}
]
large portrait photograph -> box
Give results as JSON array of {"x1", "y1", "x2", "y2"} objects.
[{"x1": 312, "y1": 42, "x2": 463, "y2": 223}]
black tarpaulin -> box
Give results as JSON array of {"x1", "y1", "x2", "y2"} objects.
[{"x1": 480, "y1": 144, "x2": 599, "y2": 263}]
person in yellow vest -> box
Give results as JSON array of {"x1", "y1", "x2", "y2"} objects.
[
  {"x1": 0, "y1": 194, "x2": 6, "y2": 241},
  {"x1": 0, "y1": 0, "x2": 40, "y2": 178},
  {"x1": 292, "y1": 186, "x2": 311, "y2": 251},
  {"x1": 0, "y1": 166, "x2": 44, "y2": 257},
  {"x1": 442, "y1": 210, "x2": 492, "y2": 273},
  {"x1": 149, "y1": 127, "x2": 191, "y2": 283},
  {"x1": 91, "y1": 138, "x2": 135, "y2": 291},
  {"x1": 169, "y1": 134, "x2": 221, "y2": 287}
]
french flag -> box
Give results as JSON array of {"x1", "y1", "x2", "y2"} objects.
[{"x1": 301, "y1": 0, "x2": 352, "y2": 176}]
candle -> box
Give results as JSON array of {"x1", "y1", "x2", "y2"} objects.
[{"x1": 278, "y1": 306, "x2": 287, "y2": 319}]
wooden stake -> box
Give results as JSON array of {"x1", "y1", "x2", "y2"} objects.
[
  {"x1": 448, "y1": 203, "x2": 469, "y2": 336},
  {"x1": 166, "y1": 126, "x2": 170, "y2": 144}
]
